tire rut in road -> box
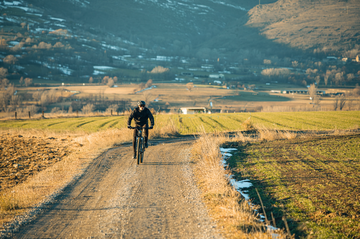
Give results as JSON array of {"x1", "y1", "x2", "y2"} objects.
[{"x1": 11, "y1": 141, "x2": 221, "y2": 238}]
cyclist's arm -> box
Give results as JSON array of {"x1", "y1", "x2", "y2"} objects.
[
  {"x1": 148, "y1": 110, "x2": 154, "y2": 127},
  {"x1": 127, "y1": 110, "x2": 135, "y2": 126}
]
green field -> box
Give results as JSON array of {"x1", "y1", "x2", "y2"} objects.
[
  {"x1": 0, "y1": 111, "x2": 359, "y2": 133},
  {"x1": 227, "y1": 134, "x2": 360, "y2": 238}
]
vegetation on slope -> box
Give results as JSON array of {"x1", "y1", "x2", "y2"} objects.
[{"x1": 247, "y1": 0, "x2": 360, "y2": 56}]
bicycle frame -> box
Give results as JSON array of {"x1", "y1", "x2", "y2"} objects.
[{"x1": 130, "y1": 126, "x2": 148, "y2": 164}]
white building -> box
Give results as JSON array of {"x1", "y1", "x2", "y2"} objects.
[{"x1": 180, "y1": 107, "x2": 207, "y2": 114}]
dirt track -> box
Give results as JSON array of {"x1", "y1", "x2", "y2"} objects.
[{"x1": 11, "y1": 140, "x2": 221, "y2": 238}]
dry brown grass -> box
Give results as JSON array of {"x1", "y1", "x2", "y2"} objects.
[
  {"x1": 257, "y1": 127, "x2": 297, "y2": 141},
  {"x1": 247, "y1": 0, "x2": 360, "y2": 52},
  {"x1": 191, "y1": 129, "x2": 285, "y2": 238},
  {"x1": 0, "y1": 127, "x2": 133, "y2": 231}
]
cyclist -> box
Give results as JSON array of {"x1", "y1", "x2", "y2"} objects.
[{"x1": 127, "y1": 101, "x2": 154, "y2": 159}]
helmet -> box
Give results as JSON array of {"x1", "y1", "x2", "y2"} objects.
[{"x1": 137, "y1": 101, "x2": 146, "y2": 107}]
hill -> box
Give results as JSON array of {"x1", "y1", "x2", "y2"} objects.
[{"x1": 246, "y1": 0, "x2": 360, "y2": 57}]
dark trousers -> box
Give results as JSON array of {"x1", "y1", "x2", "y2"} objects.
[{"x1": 132, "y1": 128, "x2": 148, "y2": 154}]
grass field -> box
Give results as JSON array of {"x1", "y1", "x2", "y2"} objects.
[
  {"x1": 227, "y1": 134, "x2": 360, "y2": 238},
  {"x1": 0, "y1": 111, "x2": 359, "y2": 134}
]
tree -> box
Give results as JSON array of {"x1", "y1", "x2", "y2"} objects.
[
  {"x1": 53, "y1": 42, "x2": 64, "y2": 48},
  {"x1": 334, "y1": 72, "x2": 344, "y2": 85},
  {"x1": 107, "y1": 79, "x2": 114, "y2": 87},
  {"x1": 308, "y1": 84, "x2": 317, "y2": 102},
  {"x1": 324, "y1": 74, "x2": 329, "y2": 86},
  {"x1": 2, "y1": 78, "x2": 9, "y2": 88},
  {"x1": 145, "y1": 79, "x2": 153, "y2": 88},
  {"x1": 3, "y1": 55, "x2": 17, "y2": 64},
  {"x1": 89, "y1": 77, "x2": 93, "y2": 84},
  {"x1": 19, "y1": 77, "x2": 23, "y2": 86},
  {"x1": 113, "y1": 76, "x2": 118, "y2": 83},
  {"x1": 37, "y1": 42, "x2": 52, "y2": 49},
  {"x1": 333, "y1": 97, "x2": 339, "y2": 111},
  {"x1": 186, "y1": 82, "x2": 194, "y2": 92},
  {"x1": 102, "y1": 76, "x2": 109, "y2": 84},
  {"x1": 32, "y1": 91, "x2": 42, "y2": 104},
  {"x1": 24, "y1": 78, "x2": 33, "y2": 87},
  {"x1": 339, "y1": 96, "x2": 346, "y2": 110},
  {"x1": 21, "y1": 22, "x2": 26, "y2": 28},
  {"x1": 347, "y1": 73, "x2": 355, "y2": 82},
  {"x1": 0, "y1": 67, "x2": 8, "y2": 79},
  {"x1": 82, "y1": 103, "x2": 95, "y2": 114}
]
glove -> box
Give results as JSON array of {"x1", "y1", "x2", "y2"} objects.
[
  {"x1": 127, "y1": 125, "x2": 131, "y2": 129},
  {"x1": 149, "y1": 126, "x2": 154, "y2": 129}
]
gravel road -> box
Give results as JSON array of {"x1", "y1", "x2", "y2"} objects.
[{"x1": 11, "y1": 140, "x2": 221, "y2": 238}]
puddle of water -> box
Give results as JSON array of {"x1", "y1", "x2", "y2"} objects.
[{"x1": 220, "y1": 147, "x2": 280, "y2": 237}]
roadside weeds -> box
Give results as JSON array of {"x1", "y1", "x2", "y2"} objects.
[{"x1": 190, "y1": 129, "x2": 286, "y2": 238}]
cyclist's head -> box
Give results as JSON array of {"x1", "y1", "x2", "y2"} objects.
[{"x1": 138, "y1": 101, "x2": 146, "y2": 111}]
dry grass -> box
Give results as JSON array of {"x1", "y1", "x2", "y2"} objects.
[
  {"x1": 0, "y1": 118, "x2": 181, "y2": 231},
  {"x1": 257, "y1": 127, "x2": 297, "y2": 141},
  {"x1": 151, "y1": 117, "x2": 180, "y2": 138},
  {"x1": 247, "y1": 0, "x2": 360, "y2": 52},
  {"x1": 191, "y1": 128, "x2": 285, "y2": 238},
  {"x1": 0, "y1": 127, "x2": 133, "y2": 231}
]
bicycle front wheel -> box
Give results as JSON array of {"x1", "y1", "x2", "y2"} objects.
[{"x1": 140, "y1": 151, "x2": 144, "y2": 163}]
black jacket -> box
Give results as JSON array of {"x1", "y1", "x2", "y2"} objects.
[{"x1": 127, "y1": 107, "x2": 154, "y2": 127}]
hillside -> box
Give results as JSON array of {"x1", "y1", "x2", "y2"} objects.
[{"x1": 246, "y1": 0, "x2": 360, "y2": 56}]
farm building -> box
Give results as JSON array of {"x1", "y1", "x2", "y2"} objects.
[
  {"x1": 180, "y1": 107, "x2": 207, "y2": 114},
  {"x1": 281, "y1": 90, "x2": 326, "y2": 95},
  {"x1": 209, "y1": 74, "x2": 225, "y2": 79}
]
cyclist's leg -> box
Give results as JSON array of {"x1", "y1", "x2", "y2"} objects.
[
  {"x1": 144, "y1": 127, "x2": 149, "y2": 147},
  {"x1": 132, "y1": 128, "x2": 137, "y2": 157}
]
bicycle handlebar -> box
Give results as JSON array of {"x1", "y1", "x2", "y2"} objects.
[{"x1": 128, "y1": 126, "x2": 153, "y2": 130}]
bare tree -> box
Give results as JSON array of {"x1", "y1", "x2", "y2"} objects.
[
  {"x1": 339, "y1": 96, "x2": 346, "y2": 110},
  {"x1": 347, "y1": 73, "x2": 355, "y2": 82},
  {"x1": 145, "y1": 79, "x2": 153, "y2": 88},
  {"x1": 308, "y1": 84, "x2": 317, "y2": 102},
  {"x1": 335, "y1": 72, "x2": 344, "y2": 85},
  {"x1": 139, "y1": 82, "x2": 146, "y2": 91},
  {"x1": 2, "y1": 78, "x2": 9, "y2": 88},
  {"x1": 102, "y1": 76, "x2": 109, "y2": 85},
  {"x1": 3, "y1": 55, "x2": 17, "y2": 64},
  {"x1": 0, "y1": 67, "x2": 8, "y2": 79},
  {"x1": 19, "y1": 76, "x2": 23, "y2": 86},
  {"x1": 82, "y1": 103, "x2": 95, "y2": 114},
  {"x1": 107, "y1": 79, "x2": 114, "y2": 88},
  {"x1": 333, "y1": 97, "x2": 339, "y2": 111},
  {"x1": 32, "y1": 91, "x2": 42, "y2": 104},
  {"x1": 186, "y1": 82, "x2": 194, "y2": 92},
  {"x1": 89, "y1": 76, "x2": 93, "y2": 84},
  {"x1": 24, "y1": 78, "x2": 33, "y2": 87},
  {"x1": 324, "y1": 74, "x2": 329, "y2": 86}
]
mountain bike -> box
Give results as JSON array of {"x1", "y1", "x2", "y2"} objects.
[{"x1": 129, "y1": 126, "x2": 150, "y2": 165}]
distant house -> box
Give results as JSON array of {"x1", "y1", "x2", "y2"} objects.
[
  {"x1": 180, "y1": 107, "x2": 207, "y2": 114},
  {"x1": 209, "y1": 74, "x2": 225, "y2": 79}
]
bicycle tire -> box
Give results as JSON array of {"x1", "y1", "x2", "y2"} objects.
[
  {"x1": 140, "y1": 151, "x2": 144, "y2": 163},
  {"x1": 137, "y1": 137, "x2": 141, "y2": 165}
]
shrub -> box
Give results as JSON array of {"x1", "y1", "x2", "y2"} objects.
[{"x1": 82, "y1": 104, "x2": 95, "y2": 114}]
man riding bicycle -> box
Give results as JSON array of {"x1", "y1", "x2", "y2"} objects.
[{"x1": 127, "y1": 101, "x2": 154, "y2": 159}]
